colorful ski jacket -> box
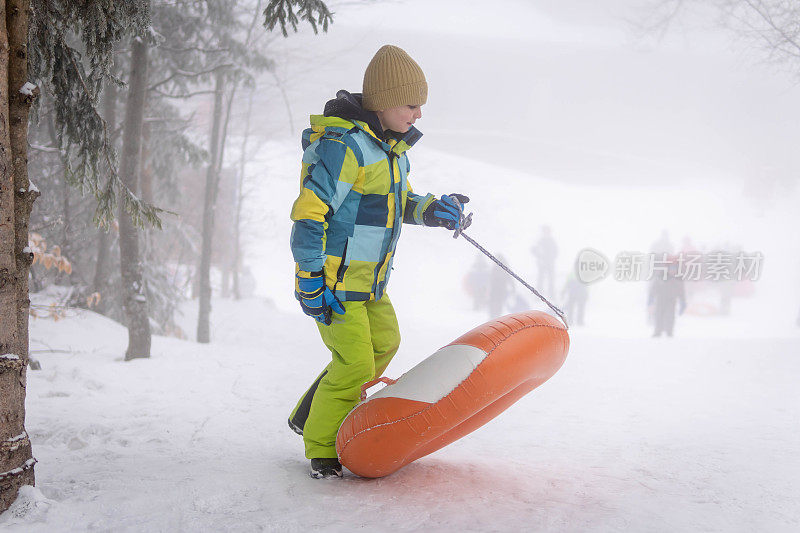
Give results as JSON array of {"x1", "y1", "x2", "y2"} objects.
[{"x1": 290, "y1": 91, "x2": 435, "y2": 302}]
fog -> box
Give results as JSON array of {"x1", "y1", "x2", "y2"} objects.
[
  {"x1": 233, "y1": 0, "x2": 800, "y2": 336},
  {"x1": 8, "y1": 1, "x2": 800, "y2": 528}
]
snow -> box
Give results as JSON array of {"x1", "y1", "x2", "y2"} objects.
[
  {"x1": 146, "y1": 25, "x2": 164, "y2": 45},
  {"x1": 239, "y1": 136, "x2": 800, "y2": 341},
  {"x1": 5, "y1": 0, "x2": 800, "y2": 529},
  {"x1": 18, "y1": 82, "x2": 36, "y2": 96},
  {"x1": 0, "y1": 434, "x2": 29, "y2": 454},
  {"x1": 4, "y1": 433, "x2": 28, "y2": 444},
  {"x1": 0, "y1": 353, "x2": 20, "y2": 361},
  {"x1": 8, "y1": 67, "x2": 800, "y2": 533},
  {"x1": 0, "y1": 459, "x2": 36, "y2": 481},
  {"x1": 28, "y1": 181, "x2": 39, "y2": 194},
  {"x1": 0, "y1": 486, "x2": 53, "y2": 526},
  {"x1": 6, "y1": 83, "x2": 786, "y2": 529},
  {"x1": 3, "y1": 282, "x2": 798, "y2": 530}
]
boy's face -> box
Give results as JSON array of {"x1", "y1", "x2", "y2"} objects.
[{"x1": 376, "y1": 104, "x2": 422, "y2": 134}]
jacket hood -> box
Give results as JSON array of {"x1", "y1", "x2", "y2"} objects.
[
  {"x1": 305, "y1": 90, "x2": 423, "y2": 154},
  {"x1": 323, "y1": 90, "x2": 388, "y2": 141}
]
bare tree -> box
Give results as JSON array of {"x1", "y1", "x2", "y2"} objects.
[
  {"x1": 643, "y1": 0, "x2": 800, "y2": 76},
  {"x1": 197, "y1": 0, "x2": 273, "y2": 341},
  {"x1": 725, "y1": 0, "x2": 800, "y2": 71},
  {"x1": 232, "y1": 87, "x2": 258, "y2": 299},
  {"x1": 118, "y1": 30, "x2": 153, "y2": 360},
  {"x1": 197, "y1": 72, "x2": 226, "y2": 343}
]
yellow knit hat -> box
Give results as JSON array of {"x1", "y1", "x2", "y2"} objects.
[{"x1": 362, "y1": 45, "x2": 427, "y2": 111}]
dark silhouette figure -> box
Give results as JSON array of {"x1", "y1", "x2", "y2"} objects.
[
  {"x1": 648, "y1": 263, "x2": 686, "y2": 337},
  {"x1": 650, "y1": 229, "x2": 674, "y2": 255},
  {"x1": 562, "y1": 273, "x2": 588, "y2": 326},
  {"x1": 464, "y1": 255, "x2": 489, "y2": 311},
  {"x1": 488, "y1": 254, "x2": 513, "y2": 318},
  {"x1": 531, "y1": 225, "x2": 557, "y2": 297}
]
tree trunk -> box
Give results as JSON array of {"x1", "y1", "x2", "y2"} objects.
[
  {"x1": 216, "y1": 88, "x2": 235, "y2": 301},
  {"x1": 140, "y1": 120, "x2": 153, "y2": 205},
  {"x1": 196, "y1": 73, "x2": 225, "y2": 343},
  {"x1": 1, "y1": 0, "x2": 38, "y2": 513},
  {"x1": 118, "y1": 35, "x2": 151, "y2": 360},
  {"x1": 93, "y1": 80, "x2": 117, "y2": 313},
  {"x1": 232, "y1": 88, "x2": 256, "y2": 301}
]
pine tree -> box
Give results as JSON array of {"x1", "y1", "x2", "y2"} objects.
[
  {"x1": 92, "y1": 79, "x2": 119, "y2": 314},
  {"x1": 1, "y1": 0, "x2": 151, "y2": 511},
  {"x1": 0, "y1": 0, "x2": 37, "y2": 513},
  {"x1": 263, "y1": 0, "x2": 333, "y2": 36}
]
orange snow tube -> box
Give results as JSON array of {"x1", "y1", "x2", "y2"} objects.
[{"x1": 336, "y1": 310, "x2": 570, "y2": 478}]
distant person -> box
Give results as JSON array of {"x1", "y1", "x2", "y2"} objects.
[
  {"x1": 509, "y1": 293, "x2": 529, "y2": 313},
  {"x1": 464, "y1": 255, "x2": 489, "y2": 311},
  {"x1": 719, "y1": 278, "x2": 734, "y2": 315},
  {"x1": 680, "y1": 235, "x2": 697, "y2": 255},
  {"x1": 679, "y1": 234, "x2": 701, "y2": 300},
  {"x1": 648, "y1": 262, "x2": 686, "y2": 337},
  {"x1": 561, "y1": 272, "x2": 588, "y2": 326},
  {"x1": 531, "y1": 225, "x2": 557, "y2": 296},
  {"x1": 717, "y1": 241, "x2": 739, "y2": 316},
  {"x1": 239, "y1": 266, "x2": 257, "y2": 297},
  {"x1": 488, "y1": 254, "x2": 514, "y2": 318},
  {"x1": 650, "y1": 229, "x2": 674, "y2": 255},
  {"x1": 287, "y1": 45, "x2": 470, "y2": 479}
]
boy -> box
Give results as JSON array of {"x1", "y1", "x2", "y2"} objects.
[{"x1": 288, "y1": 44, "x2": 469, "y2": 478}]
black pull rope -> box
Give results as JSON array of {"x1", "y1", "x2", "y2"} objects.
[{"x1": 452, "y1": 209, "x2": 569, "y2": 330}]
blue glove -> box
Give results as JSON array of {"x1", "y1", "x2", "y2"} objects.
[
  {"x1": 295, "y1": 270, "x2": 345, "y2": 325},
  {"x1": 423, "y1": 193, "x2": 470, "y2": 230}
]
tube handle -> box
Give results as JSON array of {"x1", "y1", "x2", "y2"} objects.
[{"x1": 360, "y1": 376, "x2": 397, "y2": 400}]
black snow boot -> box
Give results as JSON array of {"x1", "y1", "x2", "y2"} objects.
[
  {"x1": 288, "y1": 417, "x2": 303, "y2": 436},
  {"x1": 310, "y1": 458, "x2": 343, "y2": 479}
]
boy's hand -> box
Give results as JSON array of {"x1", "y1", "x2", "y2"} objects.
[
  {"x1": 295, "y1": 270, "x2": 345, "y2": 325},
  {"x1": 423, "y1": 193, "x2": 470, "y2": 230}
]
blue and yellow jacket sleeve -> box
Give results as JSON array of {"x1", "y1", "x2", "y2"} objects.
[
  {"x1": 290, "y1": 137, "x2": 360, "y2": 272},
  {"x1": 402, "y1": 158, "x2": 435, "y2": 225}
]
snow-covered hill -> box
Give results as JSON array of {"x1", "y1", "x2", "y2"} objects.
[
  {"x1": 7, "y1": 94, "x2": 799, "y2": 533},
  {"x1": 5, "y1": 0, "x2": 800, "y2": 527},
  {"x1": 242, "y1": 135, "x2": 800, "y2": 341},
  {"x1": 3, "y1": 294, "x2": 798, "y2": 531}
]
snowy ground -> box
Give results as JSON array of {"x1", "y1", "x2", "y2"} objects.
[
  {"x1": 5, "y1": 0, "x2": 800, "y2": 529},
  {"x1": 2, "y1": 291, "x2": 799, "y2": 531},
  {"x1": 7, "y1": 11, "x2": 800, "y2": 526},
  {"x1": 5, "y1": 120, "x2": 800, "y2": 532}
]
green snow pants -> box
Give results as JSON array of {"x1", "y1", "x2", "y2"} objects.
[{"x1": 289, "y1": 294, "x2": 400, "y2": 459}]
